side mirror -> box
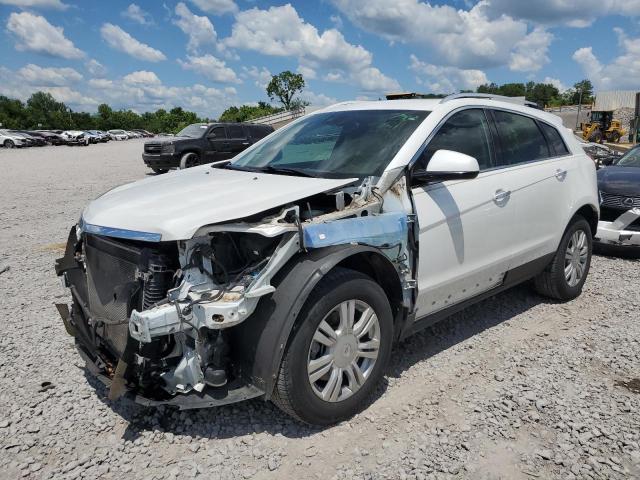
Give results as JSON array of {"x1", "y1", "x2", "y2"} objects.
[{"x1": 412, "y1": 149, "x2": 480, "y2": 184}]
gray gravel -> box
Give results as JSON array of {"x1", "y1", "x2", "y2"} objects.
[{"x1": 0, "y1": 140, "x2": 639, "y2": 479}]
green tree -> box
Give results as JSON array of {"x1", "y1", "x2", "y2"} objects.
[{"x1": 266, "y1": 71, "x2": 307, "y2": 110}]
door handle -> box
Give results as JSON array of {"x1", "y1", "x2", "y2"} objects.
[
  {"x1": 241, "y1": 142, "x2": 250, "y2": 145},
  {"x1": 494, "y1": 189, "x2": 511, "y2": 204},
  {"x1": 555, "y1": 169, "x2": 567, "y2": 181}
]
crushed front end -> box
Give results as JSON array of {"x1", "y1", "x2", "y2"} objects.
[
  {"x1": 54, "y1": 225, "x2": 279, "y2": 408},
  {"x1": 54, "y1": 172, "x2": 416, "y2": 409}
]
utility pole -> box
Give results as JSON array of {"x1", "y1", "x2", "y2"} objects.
[{"x1": 575, "y1": 86, "x2": 583, "y2": 131}]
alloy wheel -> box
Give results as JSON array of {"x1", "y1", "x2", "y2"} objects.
[
  {"x1": 307, "y1": 299, "x2": 380, "y2": 402},
  {"x1": 564, "y1": 230, "x2": 588, "y2": 287}
]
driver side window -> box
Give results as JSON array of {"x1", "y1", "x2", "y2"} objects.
[{"x1": 416, "y1": 109, "x2": 493, "y2": 171}]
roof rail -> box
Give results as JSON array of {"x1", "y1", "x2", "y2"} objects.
[{"x1": 440, "y1": 93, "x2": 540, "y2": 108}]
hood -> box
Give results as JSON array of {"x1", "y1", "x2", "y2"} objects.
[
  {"x1": 597, "y1": 166, "x2": 640, "y2": 196},
  {"x1": 82, "y1": 166, "x2": 357, "y2": 241},
  {"x1": 146, "y1": 136, "x2": 190, "y2": 144}
]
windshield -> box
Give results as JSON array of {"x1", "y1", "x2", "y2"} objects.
[
  {"x1": 230, "y1": 110, "x2": 429, "y2": 178},
  {"x1": 617, "y1": 148, "x2": 640, "y2": 168},
  {"x1": 177, "y1": 123, "x2": 209, "y2": 138}
]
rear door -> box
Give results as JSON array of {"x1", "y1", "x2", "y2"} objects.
[
  {"x1": 412, "y1": 108, "x2": 518, "y2": 318},
  {"x1": 488, "y1": 109, "x2": 572, "y2": 266}
]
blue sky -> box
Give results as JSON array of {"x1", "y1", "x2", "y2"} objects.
[{"x1": 1, "y1": 0, "x2": 640, "y2": 118}]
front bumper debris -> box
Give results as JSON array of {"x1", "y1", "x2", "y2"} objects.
[{"x1": 595, "y1": 208, "x2": 640, "y2": 247}]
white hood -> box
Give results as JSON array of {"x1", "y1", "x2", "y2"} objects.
[{"x1": 82, "y1": 166, "x2": 356, "y2": 241}]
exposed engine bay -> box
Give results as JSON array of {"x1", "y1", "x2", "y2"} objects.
[{"x1": 55, "y1": 169, "x2": 415, "y2": 407}]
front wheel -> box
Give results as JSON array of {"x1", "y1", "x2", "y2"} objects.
[
  {"x1": 151, "y1": 168, "x2": 168, "y2": 174},
  {"x1": 272, "y1": 268, "x2": 393, "y2": 425},
  {"x1": 179, "y1": 152, "x2": 199, "y2": 169},
  {"x1": 534, "y1": 216, "x2": 592, "y2": 300}
]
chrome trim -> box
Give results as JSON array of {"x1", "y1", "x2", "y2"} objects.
[{"x1": 79, "y1": 218, "x2": 162, "y2": 242}]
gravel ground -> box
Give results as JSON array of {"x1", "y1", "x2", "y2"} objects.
[{"x1": 0, "y1": 140, "x2": 639, "y2": 480}]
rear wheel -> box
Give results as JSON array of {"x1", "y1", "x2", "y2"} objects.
[
  {"x1": 272, "y1": 268, "x2": 393, "y2": 425},
  {"x1": 3, "y1": 139, "x2": 15, "y2": 148},
  {"x1": 179, "y1": 152, "x2": 200, "y2": 169},
  {"x1": 534, "y1": 216, "x2": 592, "y2": 300}
]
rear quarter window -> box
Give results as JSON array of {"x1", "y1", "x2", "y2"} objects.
[{"x1": 540, "y1": 122, "x2": 570, "y2": 156}]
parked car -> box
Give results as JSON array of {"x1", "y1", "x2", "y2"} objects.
[
  {"x1": 12, "y1": 130, "x2": 47, "y2": 146},
  {"x1": 33, "y1": 130, "x2": 66, "y2": 145},
  {"x1": 595, "y1": 145, "x2": 640, "y2": 250},
  {"x1": 61, "y1": 130, "x2": 90, "y2": 146},
  {"x1": 142, "y1": 122, "x2": 274, "y2": 173},
  {"x1": 126, "y1": 131, "x2": 142, "y2": 139},
  {"x1": 132, "y1": 129, "x2": 154, "y2": 138},
  {"x1": 108, "y1": 129, "x2": 129, "y2": 141},
  {"x1": 0, "y1": 129, "x2": 27, "y2": 148},
  {"x1": 55, "y1": 95, "x2": 598, "y2": 425}
]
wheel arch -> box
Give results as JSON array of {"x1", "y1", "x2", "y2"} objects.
[
  {"x1": 229, "y1": 244, "x2": 405, "y2": 400},
  {"x1": 574, "y1": 203, "x2": 598, "y2": 237}
]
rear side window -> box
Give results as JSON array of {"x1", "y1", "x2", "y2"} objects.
[
  {"x1": 493, "y1": 110, "x2": 550, "y2": 166},
  {"x1": 226, "y1": 125, "x2": 245, "y2": 139},
  {"x1": 540, "y1": 122, "x2": 570, "y2": 156},
  {"x1": 418, "y1": 108, "x2": 493, "y2": 170},
  {"x1": 250, "y1": 126, "x2": 271, "y2": 140}
]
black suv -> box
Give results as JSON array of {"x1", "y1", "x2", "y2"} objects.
[{"x1": 142, "y1": 122, "x2": 274, "y2": 173}]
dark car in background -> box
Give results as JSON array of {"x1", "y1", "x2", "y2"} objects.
[
  {"x1": 596, "y1": 146, "x2": 640, "y2": 251},
  {"x1": 142, "y1": 122, "x2": 274, "y2": 173}
]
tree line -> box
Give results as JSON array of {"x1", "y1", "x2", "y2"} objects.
[
  {"x1": 0, "y1": 92, "x2": 207, "y2": 133},
  {"x1": 476, "y1": 79, "x2": 594, "y2": 108}
]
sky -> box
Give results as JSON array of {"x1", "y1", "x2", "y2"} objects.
[{"x1": 1, "y1": 0, "x2": 640, "y2": 118}]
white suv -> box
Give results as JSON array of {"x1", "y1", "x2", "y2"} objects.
[{"x1": 55, "y1": 94, "x2": 598, "y2": 425}]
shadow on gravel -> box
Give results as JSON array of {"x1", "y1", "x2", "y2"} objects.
[
  {"x1": 84, "y1": 283, "x2": 549, "y2": 441},
  {"x1": 594, "y1": 244, "x2": 640, "y2": 260}
]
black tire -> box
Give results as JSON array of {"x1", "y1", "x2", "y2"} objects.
[
  {"x1": 589, "y1": 130, "x2": 603, "y2": 143},
  {"x1": 534, "y1": 216, "x2": 592, "y2": 301},
  {"x1": 3, "y1": 139, "x2": 15, "y2": 149},
  {"x1": 272, "y1": 267, "x2": 393, "y2": 425},
  {"x1": 609, "y1": 131, "x2": 621, "y2": 143},
  {"x1": 179, "y1": 152, "x2": 199, "y2": 169},
  {"x1": 151, "y1": 168, "x2": 168, "y2": 174}
]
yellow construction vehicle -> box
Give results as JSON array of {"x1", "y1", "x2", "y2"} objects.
[{"x1": 581, "y1": 111, "x2": 626, "y2": 143}]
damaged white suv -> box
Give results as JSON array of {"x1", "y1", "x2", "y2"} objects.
[{"x1": 55, "y1": 94, "x2": 599, "y2": 425}]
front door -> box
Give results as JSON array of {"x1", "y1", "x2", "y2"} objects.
[
  {"x1": 412, "y1": 108, "x2": 517, "y2": 318},
  {"x1": 206, "y1": 126, "x2": 232, "y2": 161}
]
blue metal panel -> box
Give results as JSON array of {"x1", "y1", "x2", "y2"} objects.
[
  {"x1": 80, "y1": 218, "x2": 162, "y2": 242},
  {"x1": 303, "y1": 212, "x2": 407, "y2": 249}
]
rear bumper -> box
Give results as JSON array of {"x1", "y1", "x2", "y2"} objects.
[
  {"x1": 143, "y1": 153, "x2": 180, "y2": 169},
  {"x1": 595, "y1": 208, "x2": 640, "y2": 247}
]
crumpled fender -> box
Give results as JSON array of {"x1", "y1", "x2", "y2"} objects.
[{"x1": 229, "y1": 244, "x2": 401, "y2": 399}]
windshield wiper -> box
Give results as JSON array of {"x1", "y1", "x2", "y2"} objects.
[{"x1": 256, "y1": 165, "x2": 317, "y2": 177}]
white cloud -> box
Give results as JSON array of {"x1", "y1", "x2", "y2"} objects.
[
  {"x1": 123, "y1": 70, "x2": 162, "y2": 86},
  {"x1": 224, "y1": 4, "x2": 399, "y2": 92},
  {"x1": 243, "y1": 66, "x2": 272, "y2": 89},
  {"x1": 296, "y1": 65, "x2": 317, "y2": 80},
  {"x1": 0, "y1": 67, "x2": 98, "y2": 110},
  {"x1": 100, "y1": 23, "x2": 166, "y2": 62},
  {"x1": 0, "y1": 0, "x2": 68, "y2": 10},
  {"x1": 543, "y1": 77, "x2": 567, "y2": 92},
  {"x1": 188, "y1": 0, "x2": 237, "y2": 15},
  {"x1": 509, "y1": 28, "x2": 553, "y2": 72},
  {"x1": 178, "y1": 54, "x2": 239, "y2": 83},
  {"x1": 122, "y1": 3, "x2": 154, "y2": 26},
  {"x1": 301, "y1": 90, "x2": 338, "y2": 107},
  {"x1": 573, "y1": 28, "x2": 640, "y2": 90},
  {"x1": 18, "y1": 64, "x2": 82, "y2": 86},
  {"x1": 482, "y1": 0, "x2": 640, "y2": 27},
  {"x1": 85, "y1": 59, "x2": 107, "y2": 78},
  {"x1": 409, "y1": 54, "x2": 488, "y2": 93},
  {"x1": 331, "y1": 0, "x2": 528, "y2": 70},
  {"x1": 7, "y1": 12, "x2": 84, "y2": 59},
  {"x1": 174, "y1": 2, "x2": 218, "y2": 54}
]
